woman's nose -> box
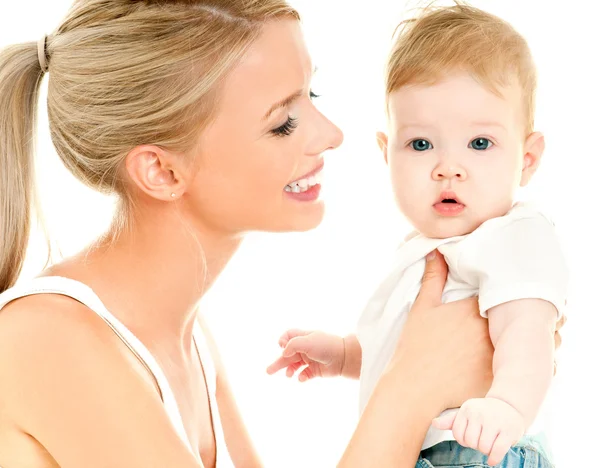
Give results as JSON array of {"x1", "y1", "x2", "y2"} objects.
[{"x1": 308, "y1": 111, "x2": 344, "y2": 156}]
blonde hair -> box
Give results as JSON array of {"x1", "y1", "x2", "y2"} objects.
[
  {"x1": 0, "y1": 0, "x2": 299, "y2": 293},
  {"x1": 386, "y1": 2, "x2": 536, "y2": 133}
]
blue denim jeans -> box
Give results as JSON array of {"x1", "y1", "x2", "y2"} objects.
[{"x1": 416, "y1": 440, "x2": 554, "y2": 468}]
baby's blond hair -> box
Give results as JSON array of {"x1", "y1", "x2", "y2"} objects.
[{"x1": 386, "y1": 2, "x2": 536, "y2": 134}]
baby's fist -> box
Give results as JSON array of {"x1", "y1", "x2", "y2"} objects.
[{"x1": 433, "y1": 397, "x2": 525, "y2": 466}]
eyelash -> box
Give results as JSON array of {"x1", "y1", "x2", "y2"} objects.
[
  {"x1": 271, "y1": 116, "x2": 299, "y2": 137},
  {"x1": 270, "y1": 90, "x2": 320, "y2": 137}
]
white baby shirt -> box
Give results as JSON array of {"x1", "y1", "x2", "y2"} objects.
[{"x1": 356, "y1": 202, "x2": 568, "y2": 450}]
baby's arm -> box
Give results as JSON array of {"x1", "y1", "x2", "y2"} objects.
[
  {"x1": 433, "y1": 299, "x2": 558, "y2": 465},
  {"x1": 433, "y1": 210, "x2": 567, "y2": 465},
  {"x1": 486, "y1": 298, "x2": 557, "y2": 426}
]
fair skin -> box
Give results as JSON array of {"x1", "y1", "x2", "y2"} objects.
[
  {"x1": 0, "y1": 20, "x2": 545, "y2": 468},
  {"x1": 269, "y1": 74, "x2": 559, "y2": 466}
]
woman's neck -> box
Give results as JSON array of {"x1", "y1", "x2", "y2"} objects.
[{"x1": 51, "y1": 204, "x2": 243, "y2": 352}]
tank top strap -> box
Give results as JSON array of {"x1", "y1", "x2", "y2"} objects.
[{"x1": 192, "y1": 320, "x2": 231, "y2": 466}]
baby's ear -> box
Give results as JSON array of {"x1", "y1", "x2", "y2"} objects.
[
  {"x1": 520, "y1": 131, "x2": 545, "y2": 186},
  {"x1": 376, "y1": 132, "x2": 389, "y2": 165}
]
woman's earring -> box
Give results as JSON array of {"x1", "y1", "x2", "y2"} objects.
[{"x1": 170, "y1": 193, "x2": 176, "y2": 198}]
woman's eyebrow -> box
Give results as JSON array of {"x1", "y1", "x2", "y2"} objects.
[
  {"x1": 262, "y1": 66, "x2": 318, "y2": 121},
  {"x1": 263, "y1": 89, "x2": 303, "y2": 121}
]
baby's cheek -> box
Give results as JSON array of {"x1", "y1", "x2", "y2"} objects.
[{"x1": 392, "y1": 167, "x2": 423, "y2": 199}]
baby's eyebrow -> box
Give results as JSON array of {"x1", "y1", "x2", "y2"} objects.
[
  {"x1": 470, "y1": 121, "x2": 507, "y2": 131},
  {"x1": 395, "y1": 123, "x2": 432, "y2": 131}
]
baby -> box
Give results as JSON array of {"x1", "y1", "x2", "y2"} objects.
[{"x1": 268, "y1": 4, "x2": 568, "y2": 468}]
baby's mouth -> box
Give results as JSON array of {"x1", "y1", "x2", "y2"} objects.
[{"x1": 434, "y1": 191, "x2": 464, "y2": 206}]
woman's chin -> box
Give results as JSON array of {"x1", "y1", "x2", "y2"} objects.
[{"x1": 270, "y1": 201, "x2": 325, "y2": 233}]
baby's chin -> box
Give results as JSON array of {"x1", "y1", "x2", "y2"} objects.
[{"x1": 413, "y1": 219, "x2": 479, "y2": 240}]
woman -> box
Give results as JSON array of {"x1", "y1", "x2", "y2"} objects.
[{"x1": 0, "y1": 1, "x2": 560, "y2": 467}]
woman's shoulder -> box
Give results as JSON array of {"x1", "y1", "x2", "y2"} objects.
[
  {"x1": 0, "y1": 292, "x2": 152, "y2": 407},
  {"x1": 0, "y1": 293, "x2": 202, "y2": 467},
  {"x1": 0, "y1": 291, "x2": 125, "y2": 356},
  {"x1": 0, "y1": 289, "x2": 160, "y2": 387},
  {"x1": 0, "y1": 292, "x2": 100, "y2": 352},
  {"x1": 0, "y1": 291, "x2": 157, "y2": 399}
]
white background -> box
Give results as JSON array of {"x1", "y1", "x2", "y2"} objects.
[{"x1": 1, "y1": 1, "x2": 599, "y2": 466}]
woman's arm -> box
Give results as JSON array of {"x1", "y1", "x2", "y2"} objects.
[
  {"x1": 339, "y1": 251, "x2": 494, "y2": 467},
  {"x1": 0, "y1": 295, "x2": 204, "y2": 468}
]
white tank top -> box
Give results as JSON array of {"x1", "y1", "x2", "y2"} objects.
[{"x1": 0, "y1": 276, "x2": 233, "y2": 467}]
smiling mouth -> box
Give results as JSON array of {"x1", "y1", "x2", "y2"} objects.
[{"x1": 284, "y1": 172, "x2": 322, "y2": 193}]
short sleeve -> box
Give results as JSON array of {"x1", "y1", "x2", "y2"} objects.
[{"x1": 458, "y1": 213, "x2": 569, "y2": 319}]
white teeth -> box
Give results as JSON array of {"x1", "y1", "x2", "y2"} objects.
[{"x1": 284, "y1": 172, "x2": 322, "y2": 193}]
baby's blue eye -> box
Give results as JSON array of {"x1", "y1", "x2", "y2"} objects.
[
  {"x1": 411, "y1": 139, "x2": 432, "y2": 151},
  {"x1": 469, "y1": 138, "x2": 493, "y2": 150}
]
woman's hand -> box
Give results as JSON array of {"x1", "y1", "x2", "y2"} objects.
[
  {"x1": 392, "y1": 249, "x2": 565, "y2": 411},
  {"x1": 339, "y1": 250, "x2": 492, "y2": 467},
  {"x1": 390, "y1": 250, "x2": 494, "y2": 412}
]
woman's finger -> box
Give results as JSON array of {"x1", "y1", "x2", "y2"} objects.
[{"x1": 412, "y1": 250, "x2": 448, "y2": 310}]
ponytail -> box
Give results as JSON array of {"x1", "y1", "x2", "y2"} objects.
[{"x1": 0, "y1": 40, "x2": 46, "y2": 292}]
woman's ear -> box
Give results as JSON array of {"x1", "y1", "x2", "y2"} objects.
[
  {"x1": 520, "y1": 131, "x2": 545, "y2": 187},
  {"x1": 376, "y1": 131, "x2": 389, "y2": 165},
  {"x1": 125, "y1": 145, "x2": 186, "y2": 201}
]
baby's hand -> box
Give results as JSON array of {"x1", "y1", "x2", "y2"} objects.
[
  {"x1": 266, "y1": 329, "x2": 345, "y2": 382},
  {"x1": 432, "y1": 397, "x2": 525, "y2": 466}
]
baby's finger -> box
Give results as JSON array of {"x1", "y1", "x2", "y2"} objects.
[
  {"x1": 298, "y1": 365, "x2": 316, "y2": 382},
  {"x1": 487, "y1": 432, "x2": 512, "y2": 466},
  {"x1": 463, "y1": 419, "x2": 482, "y2": 450},
  {"x1": 478, "y1": 425, "x2": 499, "y2": 458},
  {"x1": 286, "y1": 360, "x2": 305, "y2": 378},
  {"x1": 432, "y1": 411, "x2": 457, "y2": 430},
  {"x1": 278, "y1": 329, "x2": 308, "y2": 348},
  {"x1": 451, "y1": 412, "x2": 468, "y2": 447},
  {"x1": 266, "y1": 354, "x2": 301, "y2": 375},
  {"x1": 283, "y1": 336, "x2": 315, "y2": 358}
]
